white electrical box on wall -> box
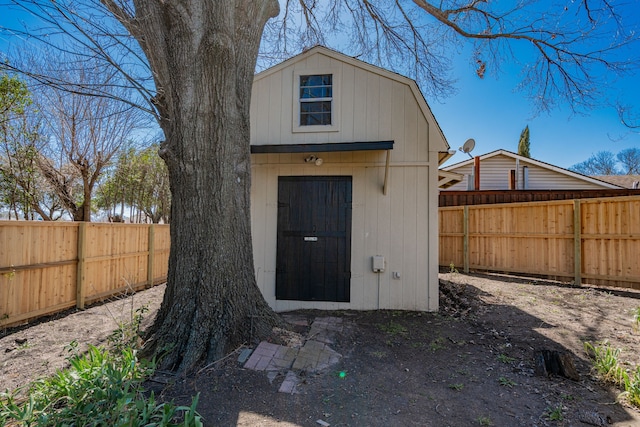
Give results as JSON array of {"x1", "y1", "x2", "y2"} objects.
[{"x1": 372, "y1": 255, "x2": 385, "y2": 273}]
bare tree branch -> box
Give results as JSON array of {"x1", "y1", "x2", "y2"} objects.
[
  {"x1": 263, "y1": 0, "x2": 639, "y2": 111},
  {"x1": 1, "y1": 0, "x2": 158, "y2": 118}
]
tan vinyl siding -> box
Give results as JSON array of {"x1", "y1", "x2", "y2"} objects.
[
  {"x1": 251, "y1": 53, "x2": 429, "y2": 162},
  {"x1": 250, "y1": 48, "x2": 442, "y2": 312},
  {"x1": 250, "y1": 152, "x2": 435, "y2": 311}
]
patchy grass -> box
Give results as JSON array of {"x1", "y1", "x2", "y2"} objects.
[
  {"x1": 377, "y1": 321, "x2": 408, "y2": 337},
  {"x1": 429, "y1": 336, "x2": 446, "y2": 352}
]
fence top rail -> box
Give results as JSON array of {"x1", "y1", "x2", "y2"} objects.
[
  {"x1": 0, "y1": 220, "x2": 79, "y2": 228},
  {"x1": 0, "y1": 221, "x2": 170, "y2": 228},
  {"x1": 82, "y1": 223, "x2": 169, "y2": 229},
  {"x1": 438, "y1": 195, "x2": 640, "y2": 211},
  {"x1": 579, "y1": 195, "x2": 640, "y2": 205}
]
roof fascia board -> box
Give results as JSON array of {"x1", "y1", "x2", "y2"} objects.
[{"x1": 251, "y1": 141, "x2": 394, "y2": 154}]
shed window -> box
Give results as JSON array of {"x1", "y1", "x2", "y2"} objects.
[{"x1": 299, "y1": 74, "x2": 332, "y2": 126}]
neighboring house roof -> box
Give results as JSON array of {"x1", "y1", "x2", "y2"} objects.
[
  {"x1": 253, "y1": 45, "x2": 450, "y2": 153},
  {"x1": 593, "y1": 175, "x2": 640, "y2": 189},
  {"x1": 438, "y1": 170, "x2": 463, "y2": 189},
  {"x1": 442, "y1": 149, "x2": 624, "y2": 190}
]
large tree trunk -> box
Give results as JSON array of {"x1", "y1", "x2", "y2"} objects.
[{"x1": 118, "y1": 0, "x2": 282, "y2": 372}]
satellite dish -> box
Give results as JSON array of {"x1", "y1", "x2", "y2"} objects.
[{"x1": 459, "y1": 138, "x2": 476, "y2": 159}]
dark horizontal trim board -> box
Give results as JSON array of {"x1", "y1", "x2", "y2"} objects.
[
  {"x1": 251, "y1": 141, "x2": 394, "y2": 154},
  {"x1": 439, "y1": 189, "x2": 640, "y2": 207}
]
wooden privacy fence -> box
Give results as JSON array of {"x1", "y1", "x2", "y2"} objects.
[
  {"x1": 439, "y1": 196, "x2": 640, "y2": 289},
  {"x1": 0, "y1": 222, "x2": 170, "y2": 328}
]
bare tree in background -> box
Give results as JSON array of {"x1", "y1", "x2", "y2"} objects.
[
  {"x1": 29, "y1": 53, "x2": 148, "y2": 221},
  {"x1": 1, "y1": 0, "x2": 637, "y2": 372},
  {"x1": 0, "y1": 72, "x2": 66, "y2": 219},
  {"x1": 570, "y1": 151, "x2": 620, "y2": 175},
  {"x1": 570, "y1": 148, "x2": 640, "y2": 176},
  {"x1": 616, "y1": 148, "x2": 640, "y2": 175}
]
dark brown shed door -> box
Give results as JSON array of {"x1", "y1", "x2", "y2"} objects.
[{"x1": 276, "y1": 176, "x2": 352, "y2": 302}]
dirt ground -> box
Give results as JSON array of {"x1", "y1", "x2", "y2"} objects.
[{"x1": 3, "y1": 271, "x2": 640, "y2": 426}]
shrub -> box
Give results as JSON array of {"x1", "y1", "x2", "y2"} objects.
[{"x1": 1, "y1": 316, "x2": 201, "y2": 427}]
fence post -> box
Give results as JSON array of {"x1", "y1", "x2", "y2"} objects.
[
  {"x1": 463, "y1": 206, "x2": 470, "y2": 273},
  {"x1": 76, "y1": 222, "x2": 87, "y2": 309},
  {"x1": 147, "y1": 224, "x2": 155, "y2": 288},
  {"x1": 573, "y1": 200, "x2": 582, "y2": 286}
]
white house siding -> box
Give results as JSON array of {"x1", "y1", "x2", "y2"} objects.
[
  {"x1": 249, "y1": 48, "x2": 444, "y2": 312},
  {"x1": 445, "y1": 154, "x2": 609, "y2": 191}
]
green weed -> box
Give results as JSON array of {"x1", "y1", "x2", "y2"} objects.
[
  {"x1": 545, "y1": 406, "x2": 563, "y2": 421},
  {"x1": 498, "y1": 376, "x2": 516, "y2": 388},
  {"x1": 633, "y1": 307, "x2": 640, "y2": 333},
  {"x1": 584, "y1": 341, "x2": 627, "y2": 386},
  {"x1": 497, "y1": 354, "x2": 515, "y2": 364},
  {"x1": 0, "y1": 345, "x2": 201, "y2": 426},
  {"x1": 449, "y1": 262, "x2": 458, "y2": 273},
  {"x1": 476, "y1": 415, "x2": 492, "y2": 426},
  {"x1": 585, "y1": 341, "x2": 640, "y2": 409},
  {"x1": 448, "y1": 383, "x2": 464, "y2": 391},
  {"x1": 108, "y1": 305, "x2": 149, "y2": 353},
  {"x1": 0, "y1": 309, "x2": 201, "y2": 426},
  {"x1": 622, "y1": 366, "x2": 640, "y2": 408},
  {"x1": 16, "y1": 341, "x2": 31, "y2": 351}
]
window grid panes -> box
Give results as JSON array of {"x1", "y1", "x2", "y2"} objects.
[{"x1": 300, "y1": 74, "x2": 332, "y2": 126}]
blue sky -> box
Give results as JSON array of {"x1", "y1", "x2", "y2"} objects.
[
  {"x1": 422, "y1": 2, "x2": 640, "y2": 171},
  {"x1": 431, "y1": 51, "x2": 640, "y2": 170}
]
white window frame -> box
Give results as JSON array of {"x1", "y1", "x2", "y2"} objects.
[{"x1": 292, "y1": 69, "x2": 340, "y2": 133}]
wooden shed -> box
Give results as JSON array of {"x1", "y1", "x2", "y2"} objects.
[{"x1": 249, "y1": 46, "x2": 451, "y2": 312}]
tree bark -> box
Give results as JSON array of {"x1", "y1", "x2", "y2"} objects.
[{"x1": 107, "y1": 0, "x2": 283, "y2": 372}]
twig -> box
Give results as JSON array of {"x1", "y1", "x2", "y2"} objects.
[
  {"x1": 435, "y1": 403, "x2": 444, "y2": 417},
  {"x1": 196, "y1": 345, "x2": 246, "y2": 375}
]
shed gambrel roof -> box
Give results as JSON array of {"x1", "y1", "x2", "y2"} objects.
[
  {"x1": 442, "y1": 149, "x2": 624, "y2": 189},
  {"x1": 253, "y1": 45, "x2": 450, "y2": 153}
]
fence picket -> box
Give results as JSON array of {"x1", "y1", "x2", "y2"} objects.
[
  {"x1": 0, "y1": 222, "x2": 169, "y2": 328},
  {"x1": 439, "y1": 196, "x2": 640, "y2": 289}
]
